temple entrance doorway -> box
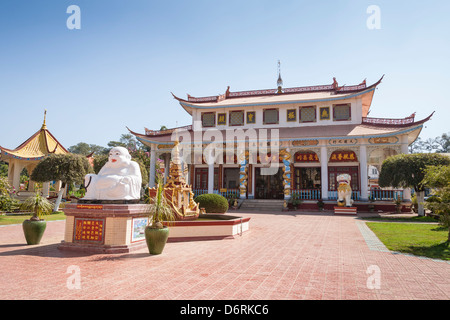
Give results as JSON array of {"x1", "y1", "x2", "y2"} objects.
[{"x1": 254, "y1": 167, "x2": 284, "y2": 199}]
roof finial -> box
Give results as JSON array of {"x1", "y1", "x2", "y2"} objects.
[
  {"x1": 42, "y1": 109, "x2": 47, "y2": 129},
  {"x1": 277, "y1": 60, "x2": 283, "y2": 93}
]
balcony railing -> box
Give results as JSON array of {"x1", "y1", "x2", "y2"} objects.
[
  {"x1": 193, "y1": 189, "x2": 240, "y2": 198},
  {"x1": 328, "y1": 190, "x2": 361, "y2": 201},
  {"x1": 369, "y1": 189, "x2": 403, "y2": 201},
  {"x1": 291, "y1": 189, "x2": 321, "y2": 200}
]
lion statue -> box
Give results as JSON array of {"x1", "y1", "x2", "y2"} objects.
[{"x1": 336, "y1": 174, "x2": 353, "y2": 207}]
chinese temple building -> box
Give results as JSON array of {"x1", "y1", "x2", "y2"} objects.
[
  {"x1": 0, "y1": 111, "x2": 69, "y2": 196},
  {"x1": 129, "y1": 74, "x2": 433, "y2": 209}
]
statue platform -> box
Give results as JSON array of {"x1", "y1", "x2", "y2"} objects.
[
  {"x1": 58, "y1": 201, "x2": 149, "y2": 254},
  {"x1": 334, "y1": 206, "x2": 357, "y2": 215}
]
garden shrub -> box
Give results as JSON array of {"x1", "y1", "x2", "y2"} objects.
[{"x1": 194, "y1": 193, "x2": 229, "y2": 213}]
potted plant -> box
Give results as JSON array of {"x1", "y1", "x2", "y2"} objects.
[
  {"x1": 394, "y1": 197, "x2": 402, "y2": 213},
  {"x1": 368, "y1": 196, "x2": 375, "y2": 212},
  {"x1": 20, "y1": 192, "x2": 53, "y2": 245},
  {"x1": 145, "y1": 175, "x2": 175, "y2": 255},
  {"x1": 289, "y1": 193, "x2": 302, "y2": 210},
  {"x1": 317, "y1": 199, "x2": 325, "y2": 211}
]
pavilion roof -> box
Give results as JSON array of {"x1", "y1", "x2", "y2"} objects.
[{"x1": 0, "y1": 116, "x2": 68, "y2": 161}]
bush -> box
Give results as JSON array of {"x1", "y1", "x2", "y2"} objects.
[
  {"x1": 0, "y1": 194, "x2": 20, "y2": 212},
  {"x1": 194, "y1": 193, "x2": 229, "y2": 213}
]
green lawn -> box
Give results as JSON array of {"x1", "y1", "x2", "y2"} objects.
[
  {"x1": 366, "y1": 222, "x2": 450, "y2": 261},
  {"x1": 361, "y1": 215, "x2": 437, "y2": 223},
  {"x1": 0, "y1": 212, "x2": 66, "y2": 225}
]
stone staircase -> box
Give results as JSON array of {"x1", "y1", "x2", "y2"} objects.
[{"x1": 239, "y1": 199, "x2": 285, "y2": 212}]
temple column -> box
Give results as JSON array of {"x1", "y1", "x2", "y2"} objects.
[
  {"x1": 320, "y1": 146, "x2": 328, "y2": 200},
  {"x1": 205, "y1": 148, "x2": 214, "y2": 194},
  {"x1": 11, "y1": 161, "x2": 23, "y2": 191},
  {"x1": 149, "y1": 144, "x2": 156, "y2": 188},
  {"x1": 359, "y1": 145, "x2": 369, "y2": 201},
  {"x1": 400, "y1": 136, "x2": 412, "y2": 201},
  {"x1": 281, "y1": 149, "x2": 292, "y2": 200},
  {"x1": 163, "y1": 153, "x2": 170, "y2": 184},
  {"x1": 239, "y1": 157, "x2": 248, "y2": 200}
]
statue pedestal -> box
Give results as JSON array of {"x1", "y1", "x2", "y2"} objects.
[
  {"x1": 334, "y1": 206, "x2": 357, "y2": 215},
  {"x1": 58, "y1": 202, "x2": 149, "y2": 254}
]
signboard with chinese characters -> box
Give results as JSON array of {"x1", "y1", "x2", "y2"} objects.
[
  {"x1": 329, "y1": 138, "x2": 357, "y2": 146},
  {"x1": 294, "y1": 151, "x2": 319, "y2": 163},
  {"x1": 74, "y1": 218, "x2": 105, "y2": 244},
  {"x1": 292, "y1": 140, "x2": 319, "y2": 147},
  {"x1": 76, "y1": 204, "x2": 103, "y2": 210},
  {"x1": 329, "y1": 150, "x2": 358, "y2": 162},
  {"x1": 368, "y1": 137, "x2": 399, "y2": 144}
]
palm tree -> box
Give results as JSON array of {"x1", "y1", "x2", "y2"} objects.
[{"x1": 21, "y1": 192, "x2": 53, "y2": 221}]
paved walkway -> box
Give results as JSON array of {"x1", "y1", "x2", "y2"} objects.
[{"x1": 1, "y1": 211, "x2": 449, "y2": 300}]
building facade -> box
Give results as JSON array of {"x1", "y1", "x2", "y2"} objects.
[{"x1": 130, "y1": 75, "x2": 433, "y2": 204}]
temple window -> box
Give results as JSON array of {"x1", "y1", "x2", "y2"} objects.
[
  {"x1": 333, "y1": 104, "x2": 351, "y2": 121},
  {"x1": 299, "y1": 106, "x2": 316, "y2": 123},
  {"x1": 286, "y1": 109, "x2": 297, "y2": 122},
  {"x1": 229, "y1": 110, "x2": 244, "y2": 126},
  {"x1": 201, "y1": 112, "x2": 216, "y2": 127},
  {"x1": 263, "y1": 108, "x2": 279, "y2": 124}
]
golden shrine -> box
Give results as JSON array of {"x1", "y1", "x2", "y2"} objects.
[{"x1": 148, "y1": 138, "x2": 200, "y2": 220}]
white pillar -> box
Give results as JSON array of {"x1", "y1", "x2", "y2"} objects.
[
  {"x1": 11, "y1": 162, "x2": 22, "y2": 191},
  {"x1": 320, "y1": 146, "x2": 328, "y2": 200},
  {"x1": 149, "y1": 145, "x2": 156, "y2": 188},
  {"x1": 207, "y1": 150, "x2": 215, "y2": 194},
  {"x1": 360, "y1": 145, "x2": 369, "y2": 201},
  {"x1": 208, "y1": 163, "x2": 214, "y2": 194},
  {"x1": 164, "y1": 153, "x2": 170, "y2": 184},
  {"x1": 400, "y1": 135, "x2": 412, "y2": 201}
]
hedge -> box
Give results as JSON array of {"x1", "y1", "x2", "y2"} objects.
[{"x1": 194, "y1": 193, "x2": 229, "y2": 213}]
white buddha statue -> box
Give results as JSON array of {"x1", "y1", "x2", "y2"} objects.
[{"x1": 83, "y1": 147, "x2": 142, "y2": 200}]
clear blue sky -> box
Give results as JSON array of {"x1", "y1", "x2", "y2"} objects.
[{"x1": 0, "y1": 0, "x2": 448, "y2": 149}]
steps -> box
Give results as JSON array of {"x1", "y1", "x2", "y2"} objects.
[{"x1": 239, "y1": 199, "x2": 285, "y2": 212}]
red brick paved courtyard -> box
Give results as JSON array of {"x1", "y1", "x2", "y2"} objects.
[{"x1": 1, "y1": 211, "x2": 449, "y2": 300}]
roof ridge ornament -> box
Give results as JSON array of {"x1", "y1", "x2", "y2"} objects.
[{"x1": 277, "y1": 60, "x2": 283, "y2": 93}]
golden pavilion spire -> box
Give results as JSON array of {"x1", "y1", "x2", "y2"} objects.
[{"x1": 41, "y1": 109, "x2": 47, "y2": 130}]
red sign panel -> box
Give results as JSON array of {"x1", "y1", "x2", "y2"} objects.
[
  {"x1": 295, "y1": 151, "x2": 319, "y2": 163},
  {"x1": 329, "y1": 151, "x2": 358, "y2": 162},
  {"x1": 74, "y1": 218, "x2": 105, "y2": 244}
]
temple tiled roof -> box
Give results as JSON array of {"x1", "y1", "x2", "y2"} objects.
[
  {"x1": 128, "y1": 112, "x2": 433, "y2": 147},
  {"x1": 172, "y1": 76, "x2": 383, "y2": 116}
]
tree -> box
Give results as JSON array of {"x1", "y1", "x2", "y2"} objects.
[
  {"x1": 435, "y1": 132, "x2": 450, "y2": 153},
  {"x1": 31, "y1": 154, "x2": 93, "y2": 211},
  {"x1": 422, "y1": 164, "x2": 450, "y2": 242},
  {"x1": 378, "y1": 153, "x2": 450, "y2": 216},
  {"x1": 68, "y1": 142, "x2": 108, "y2": 156},
  {"x1": 107, "y1": 134, "x2": 143, "y2": 151}
]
